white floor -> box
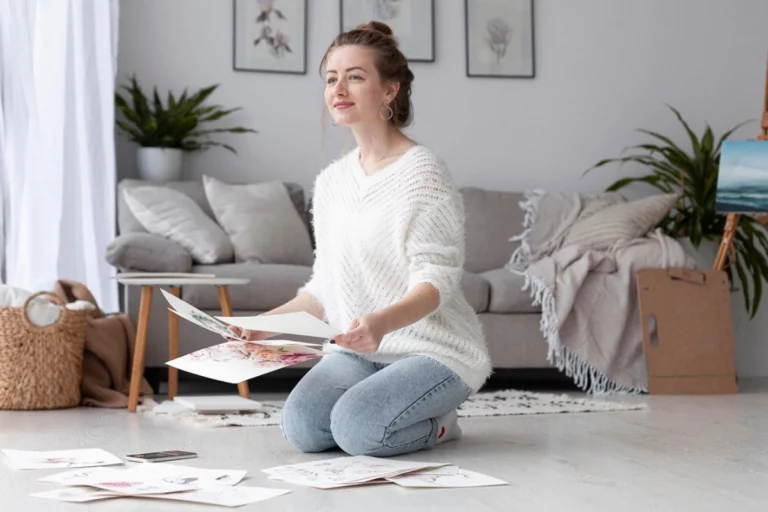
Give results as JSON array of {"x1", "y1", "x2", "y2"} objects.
[{"x1": 1, "y1": 381, "x2": 767, "y2": 511}]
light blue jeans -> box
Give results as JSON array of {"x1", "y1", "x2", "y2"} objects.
[{"x1": 279, "y1": 352, "x2": 472, "y2": 457}]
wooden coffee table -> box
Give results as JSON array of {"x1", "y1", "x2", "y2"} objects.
[{"x1": 117, "y1": 276, "x2": 250, "y2": 412}]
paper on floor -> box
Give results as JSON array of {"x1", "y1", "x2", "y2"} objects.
[
  {"x1": 150, "y1": 486, "x2": 291, "y2": 507},
  {"x1": 30, "y1": 487, "x2": 120, "y2": 503},
  {"x1": 40, "y1": 463, "x2": 247, "y2": 492},
  {"x1": 263, "y1": 455, "x2": 449, "y2": 489},
  {"x1": 166, "y1": 341, "x2": 323, "y2": 384},
  {"x1": 1, "y1": 448, "x2": 123, "y2": 470},
  {"x1": 386, "y1": 467, "x2": 508, "y2": 488}
]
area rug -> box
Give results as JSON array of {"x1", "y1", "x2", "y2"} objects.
[{"x1": 138, "y1": 389, "x2": 647, "y2": 429}]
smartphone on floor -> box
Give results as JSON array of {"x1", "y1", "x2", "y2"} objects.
[{"x1": 125, "y1": 450, "x2": 198, "y2": 463}]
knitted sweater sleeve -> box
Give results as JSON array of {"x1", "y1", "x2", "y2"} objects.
[{"x1": 404, "y1": 181, "x2": 465, "y2": 311}]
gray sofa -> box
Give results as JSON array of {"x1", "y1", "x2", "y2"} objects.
[{"x1": 108, "y1": 179, "x2": 549, "y2": 375}]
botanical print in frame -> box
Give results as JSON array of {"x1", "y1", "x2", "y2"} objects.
[
  {"x1": 465, "y1": 0, "x2": 535, "y2": 78},
  {"x1": 233, "y1": 0, "x2": 307, "y2": 74},
  {"x1": 340, "y1": 0, "x2": 435, "y2": 62}
]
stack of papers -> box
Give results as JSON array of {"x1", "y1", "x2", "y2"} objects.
[
  {"x1": 264, "y1": 455, "x2": 508, "y2": 489},
  {"x1": 29, "y1": 463, "x2": 291, "y2": 507}
]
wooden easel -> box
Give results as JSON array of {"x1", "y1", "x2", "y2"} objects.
[{"x1": 713, "y1": 57, "x2": 768, "y2": 271}]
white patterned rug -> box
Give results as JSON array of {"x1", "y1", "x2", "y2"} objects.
[{"x1": 139, "y1": 389, "x2": 647, "y2": 429}]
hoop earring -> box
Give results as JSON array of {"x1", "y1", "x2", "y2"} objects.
[{"x1": 380, "y1": 102, "x2": 394, "y2": 121}]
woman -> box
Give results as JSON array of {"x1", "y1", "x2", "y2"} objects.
[{"x1": 233, "y1": 21, "x2": 492, "y2": 457}]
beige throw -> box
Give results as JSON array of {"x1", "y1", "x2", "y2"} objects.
[{"x1": 507, "y1": 190, "x2": 695, "y2": 394}]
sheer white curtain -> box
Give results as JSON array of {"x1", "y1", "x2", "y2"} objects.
[{"x1": 0, "y1": 0, "x2": 119, "y2": 312}]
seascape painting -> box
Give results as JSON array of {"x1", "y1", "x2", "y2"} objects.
[{"x1": 715, "y1": 140, "x2": 768, "y2": 213}]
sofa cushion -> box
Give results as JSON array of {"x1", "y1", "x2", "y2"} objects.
[
  {"x1": 182, "y1": 263, "x2": 312, "y2": 311},
  {"x1": 461, "y1": 187, "x2": 525, "y2": 273},
  {"x1": 123, "y1": 186, "x2": 234, "y2": 264},
  {"x1": 203, "y1": 176, "x2": 314, "y2": 266},
  {"x1": 561, "y1": 193, "x2": 678, "y2": 250},
  {"x1": 106, "y1": 233, "x2": 192, "y2": 272},
  {"x1": 117, "y1": 179, "x2": 310, "y2": 236},
  {"x1": 481, "y1": 268, "x2": 539, "y2": 314},
  {"x1": 461, "y1": 271, "x2": 490, "y2": 313}
]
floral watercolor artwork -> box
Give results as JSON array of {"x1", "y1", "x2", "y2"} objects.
[
  {"x1": 167, "y1": 341, "x2": 323, "y2": 384},
  {"x1": 234, "y1": 0, "x2": 307, "y2": 74},
  {"x1": 465, "y1": 0, "x2": 535, "y2": 78},
  {"x1": 385, "y1": 467, "x2": 508, "y2": 488}
]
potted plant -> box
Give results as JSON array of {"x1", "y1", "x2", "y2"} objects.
[
  {"x1": 115, "y1": 76, "x2": 257, "y2": 182},
  {"x1": 585, "y1": 105, "x2": 768, "y2": 318}
]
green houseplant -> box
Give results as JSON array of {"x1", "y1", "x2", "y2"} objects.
[
  {"x1": 115, "y1": 76, "x2": 256, "y2": 181},
  {"x1": 585, "y1": 105, "x2": 768, "y2": 318}
]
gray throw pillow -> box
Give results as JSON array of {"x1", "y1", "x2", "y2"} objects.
[
  {"x1": 123, "y1": 186, "x2": 234, "y2": 264},
  {"x1": 203, "y1": 175, "x2": 314, "y2": 266},
  {"x1": 561, "y1": 193, "x2": 678, "y2": 249},
  {"x1": 106, "y1": 233, "x2": 193, "y2": 272}
]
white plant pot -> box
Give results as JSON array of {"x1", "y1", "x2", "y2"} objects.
[{"x1": 136, "y1": 147, "x2": 183, "y2": 182}]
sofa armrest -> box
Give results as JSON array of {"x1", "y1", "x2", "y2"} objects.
[{"x1": 106, "y1": 233, "x2": 193, "y2": 272}]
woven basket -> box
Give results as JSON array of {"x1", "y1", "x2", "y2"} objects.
[{"x1": 0, "y1": 292, "x2": 88, "y2": 410}]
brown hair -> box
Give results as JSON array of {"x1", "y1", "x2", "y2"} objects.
[{"x1": 320, "y1": 21, "x2": 414, "y2": 128}]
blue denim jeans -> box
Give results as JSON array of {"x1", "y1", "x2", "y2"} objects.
[{"x1": 279, "y1": 352, "x2": 472, "y2": 457}]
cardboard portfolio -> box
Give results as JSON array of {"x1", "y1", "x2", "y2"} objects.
[{"x1": 636, "y1": 268, "x2": 738, "y2": 394}]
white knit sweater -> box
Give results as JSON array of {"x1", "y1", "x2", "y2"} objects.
[{"x1": 299, "y1": 145, "x2": 492, "y2": 392}]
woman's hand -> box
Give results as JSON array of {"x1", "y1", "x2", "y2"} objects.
[
  {"x1": 332, "y1": 313, "x2": 386, "y2": 353},
  {"x1": 227, "y1": 325, "x2": 271, "y2": 342}
]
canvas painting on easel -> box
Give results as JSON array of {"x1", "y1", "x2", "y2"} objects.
[{"x1": 715, "y1": 140, "x2": 768, "y2": 213}]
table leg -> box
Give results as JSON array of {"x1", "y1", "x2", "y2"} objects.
[
  {"x1": 168, "y1": 287, "x2": 181, "y2": 400},
  {"x1": 218, "y1": 285, "x2": 251, "y2": 399},
  {"x1": 128, "y1": 286, "x2": 153, "y2": 412}
]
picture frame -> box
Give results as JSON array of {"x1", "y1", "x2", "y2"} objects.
[
  {"x1": 465, "y1": 0, "x2": 535, "y2": 78},
  {"x1": 340, "y1": 0, "x2": 435, "y2": 63},
  {"x1": 233, "y1": 0, "x2": 308, "y2": 75}
]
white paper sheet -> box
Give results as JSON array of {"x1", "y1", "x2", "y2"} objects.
[
  {"x1": 149, "y1": 486, "x2": 291, "y2": 507},
  {"x1": 39, "y1": 463, "x2": 246, "y2": 496},
  {"x1": 167, "y1": 341, "x2": 323, "y2": 384},
  {"x1": 30, "y1": 487, "x2": 120, "y2": 503},
  {"x1": 161, "y1": 289, "x2": 242, "y2": 339},
  {"x1": 386, "y1": 467, "x2": 508, "y2": 488},
  {"x1": 161, "y1": 289, "x2": 340, "y2": 341},
  {"x1": 1, "y1": 448, "x2": 123, "y2": 470},
  {"x1": 263, "y1": 455, "x2": 448, "y2": 489},
  {"x1": 216, "y1": 311, "x2": 342, "y2": 339}
]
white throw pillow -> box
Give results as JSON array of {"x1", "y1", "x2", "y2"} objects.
[
  {"x1": 561, "y1": 193, "x2": 678, "y2": 250},
  {"x1": 203, "y1": 175, "x2": 314, "y2": 266},
  {"x1": 123, "y1": 186, "x2": 233, "y2": 264}
]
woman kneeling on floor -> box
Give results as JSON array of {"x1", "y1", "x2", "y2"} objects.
[{"x1": 231, "y1": 21, "x2": 491, "y2": 457}]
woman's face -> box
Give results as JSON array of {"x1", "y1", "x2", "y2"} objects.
[{"x1": 324, "y1": 45, "x2": 398, "y2": 127}]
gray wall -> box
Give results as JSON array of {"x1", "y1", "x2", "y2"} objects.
[{"x1": 117, "y1": 0, "x2": 768, "y2": 377}]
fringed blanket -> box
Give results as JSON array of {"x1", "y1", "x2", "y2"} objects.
[{"x1": 507, "y1": 190, "x2": 695, "y2": 394}]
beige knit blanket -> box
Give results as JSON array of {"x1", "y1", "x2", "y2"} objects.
[{"x1": 507, "y1": 190, "x2": 694, "y2": 394}]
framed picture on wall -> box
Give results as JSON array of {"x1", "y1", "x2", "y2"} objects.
[
  {"x1": 233, "y1": 0, "x2": 307, "y2": 74},
  {"x1": 340, "y1": 0, "x2": 435, "y2": 62},
  {"x1": 465, "y1": 0, "x2": 535, "y2": 78}
]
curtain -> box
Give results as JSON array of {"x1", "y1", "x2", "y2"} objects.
[{"x1": 0, "y1": 0, "x2": 119, "y2": 313}]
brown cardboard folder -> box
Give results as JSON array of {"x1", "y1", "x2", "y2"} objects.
[{"x1": 636, "y1": 268, "x2": 738, "y2": 394}]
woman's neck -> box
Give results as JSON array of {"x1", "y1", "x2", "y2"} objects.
[{"x1": 352, "y1": 123, "x2": 414, "y2": 175}]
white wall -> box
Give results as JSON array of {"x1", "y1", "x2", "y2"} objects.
[{"x1": 117, "y1": 0, "x2": 768, "y2": 376}]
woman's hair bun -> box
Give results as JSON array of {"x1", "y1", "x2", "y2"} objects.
[{"x1": 356, "y1": 20, "x2": 394, "y2": 37}]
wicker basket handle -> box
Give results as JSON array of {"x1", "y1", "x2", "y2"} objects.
[{"x1": 21, "y1": 292, "x2": 68, "y2": 329}]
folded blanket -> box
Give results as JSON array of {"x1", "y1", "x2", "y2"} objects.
[{"x1": 507, "y1": 190, "x2": 695, "y2": 394}]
